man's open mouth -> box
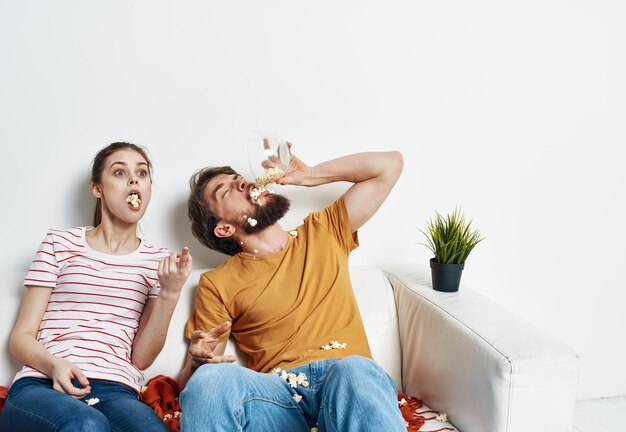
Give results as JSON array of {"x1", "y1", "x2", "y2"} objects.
[{"x1": 249, "y1": 186, "x2": 275, "y2": 206}]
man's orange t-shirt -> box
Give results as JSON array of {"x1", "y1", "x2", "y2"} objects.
[{"x1": 185, "y1": 198, "x2": 372, "y2": 373}]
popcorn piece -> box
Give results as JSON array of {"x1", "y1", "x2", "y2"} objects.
[
  {"x1": 270, "y1": 368, "x2": 310, "y2": 388},
  {"x1": 254, "y1": 167, "x2": 285, "y2": 188},
  {"x1": 289, "y1": 230, "x2": 298, "y2": 238},
  {"x1": 404, "y1": 420, "x2": 409, "y2": 427},
  {"x1": 321, "y1": 340, "x2": 347, "y2": 350},
  {"x1": 398, "y1": 398, "x2": 407, "y2": 406},
  {"x1": 126, "y1": 192, "x2": 141, "y2": 208},
  {"x1": 248, "y1": 217, "x2": 258, "y2": 227},
  {"x1": 174, "y1": 411, "x2": 182, "y2": 418},
  {"x1": 250, "y1": 186, "x2": 266, "y2": 201},
  {"x1": 293, "y1": 394, "x2": 303, "y2": 403},
  {"x1": 85, "y1": 398, "x2": 100, "y2": 406},
  {"x1": 250, "y1": 184, "x2": 277, "y2": 203},
  {"x1": 164, "y1": 414, "x2": 173, "y2": 420},
  {"x1": 435, "y1": 413, "x2": 448, "y2": 423}
]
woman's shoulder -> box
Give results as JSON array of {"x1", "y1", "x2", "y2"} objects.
[
  {"x1": 46, "y1": 226, "x2": 86, "y2": 237},
  {"x1": 43, "y1": 227, "x2": 87, "y2": 247}
]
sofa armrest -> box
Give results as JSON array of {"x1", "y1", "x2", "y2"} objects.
[{"x1": 383, "y1": 264, "x2": 579, "y2": 432}]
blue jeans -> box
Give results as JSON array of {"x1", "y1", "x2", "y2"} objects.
[
  {"x1": 180, "y1": 355, "x2": 406, "y2": 432},
  {"x1": 0, "y1": 377, "x2": 168, "y2": 432}
]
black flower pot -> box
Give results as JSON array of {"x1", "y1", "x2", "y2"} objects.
[{"x1": 430, "y1": 258, "x2": 465, "y2": 292}]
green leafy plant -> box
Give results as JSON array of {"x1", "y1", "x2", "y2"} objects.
[{"x1": 419, "y1": 207, "x2": 484, "y2": 264}]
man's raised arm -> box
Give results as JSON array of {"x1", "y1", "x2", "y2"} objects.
[{"x1": 278, "y1": 150, "x2": 403, "y2": 232}]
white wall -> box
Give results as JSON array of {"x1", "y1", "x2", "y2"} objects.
[{"x1": 1, "y1": 0, "x2": 624, "y2": 400}]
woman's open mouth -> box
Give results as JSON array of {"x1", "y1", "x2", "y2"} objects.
[{"x1": 126, "y1": 191, "x2": 142, "y2": 210}]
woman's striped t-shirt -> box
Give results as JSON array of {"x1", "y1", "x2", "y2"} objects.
[{"x1": 13, "y1": 227, "x2": 170, "y2": 392}]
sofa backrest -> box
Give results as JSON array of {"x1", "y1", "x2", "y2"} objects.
[{"x1": 1, "y1": 266, "x2": 401, "y2": 389}]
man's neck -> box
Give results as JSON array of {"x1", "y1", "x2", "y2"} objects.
[{"x1": 238, "y1": 224, "x2": 289, "y2": 256}]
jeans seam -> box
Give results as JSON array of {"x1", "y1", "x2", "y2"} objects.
[
  {"x1": 319, "y1": 402, "x2": 337, "y2": 421},
  {"x1": 242, "y1": 395, "x2": 301, "y2": 409}
]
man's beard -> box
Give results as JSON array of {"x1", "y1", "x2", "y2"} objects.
[{"x1": 242, "y1": 194, "x2": 291, "y2": 234}]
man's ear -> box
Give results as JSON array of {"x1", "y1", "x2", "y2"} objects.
[
  {"x1": 91, "y1": 182, "x2": 103, "y2": 199},
  {"x1": 214, "y1": 223, "x2": 236, "y2": 239}
]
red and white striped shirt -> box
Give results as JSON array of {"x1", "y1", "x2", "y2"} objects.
[{"x1": 13, "y1": 227, "x2": 170, "y2": 392}]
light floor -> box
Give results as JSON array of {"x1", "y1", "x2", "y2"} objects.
[{"x1": 574, "y1": 397, "x2": 626, "y2": 432}]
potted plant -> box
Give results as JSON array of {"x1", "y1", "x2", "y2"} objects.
[{"x1": 419, "y1": 207, "x2": 483, "y2": 292}]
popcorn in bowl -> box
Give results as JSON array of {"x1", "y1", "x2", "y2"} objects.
[{"x1": 254, "y1": 167, "x2": 285, "y2": 188}]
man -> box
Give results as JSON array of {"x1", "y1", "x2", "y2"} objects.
[{"x1": 179, "y1": 146, "x2": 405, "y2": 431}]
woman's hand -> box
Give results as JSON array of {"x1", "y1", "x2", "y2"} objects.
[
  {"x1": 50, "y1": 357, "x2": 91, "y2": 398},
  {"x1": 157, "y1": 247, "x2": 192, "y2": 299}
]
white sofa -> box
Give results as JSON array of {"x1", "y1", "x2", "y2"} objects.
[{"x1": 0, "y1": 264, "x2": 579, "y2": 431}]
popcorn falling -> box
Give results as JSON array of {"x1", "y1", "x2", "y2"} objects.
[
  {"x1": 270, "y1": 368, "x2": 309, "y2": 388},
  {"x1": 85, "y1": 398, "x2": 100, "y2": 406},
  {"x1": 293, "y1": 394, "x2": 303, "y2": 403},
  {"x1": 254, "y1": 167, "x2": 285, "y2": 188},
  {"x1": 248, "y1": 217, "x2": 258, "y2": 227},
  {"x1": 126, "y1": 192, "x2": 141, "y2": 208},
  {"x1": 320, "y1": 340, "x2": 347, "y2": 350}
]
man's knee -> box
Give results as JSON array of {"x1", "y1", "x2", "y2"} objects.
[
  {"x1": 183, "y1": 363, "x2": 247, "y2": 398},
  {"x1": 328, "y1": 356, "x2": 393, "y2": 389},
  {"x1": 334, "y1": 356, "x2": 383, "y2": 375}
]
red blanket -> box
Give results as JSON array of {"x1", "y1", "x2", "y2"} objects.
[{"x1": 0, "y1": 386, "x2": 7, "y2": 415}]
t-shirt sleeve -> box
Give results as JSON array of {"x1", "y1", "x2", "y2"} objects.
[
  {"x1": 24, "y1": 231, "x2": 59, "y2": 288},
  {"x1": 147, "y1": 248, "x2": 171, "y2": 299},
  {"x1": 184, "y1": 274, "x2": 232, "y2": 343},
  {"x1": 310, "y1": 198, "x2": 359, "y2": 255}
]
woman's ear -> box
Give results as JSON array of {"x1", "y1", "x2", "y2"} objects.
[
  {"x1": 91, "y1": 182, "x2": 103, "y2": 199},
  {"x1": 214, "y1": 223, "x2": 236, "y2": 239}
]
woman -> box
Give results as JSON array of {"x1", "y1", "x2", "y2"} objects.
[{"x1": 0, "y1": 142, "x2": 191, "y2": 431}]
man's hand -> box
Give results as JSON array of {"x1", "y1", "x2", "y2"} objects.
[
  {"x1": 50, "y1": 357, "x2": 91, "y2": 398},
  {"x1": 259, "y1": 142, "x2": 313, "y2": 187},
  {"x1": 157, "y1": 247, "x2": 192, "y2": 298},
  {"x1": 189, "y1": 321, "x2": 236, "y2": 369}
]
